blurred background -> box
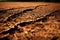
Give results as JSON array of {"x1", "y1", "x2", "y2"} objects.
[{"x1": 0, "y1": 0, "x2": 60, "y2": 2}]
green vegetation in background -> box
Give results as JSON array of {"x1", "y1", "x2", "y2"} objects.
[{"x1": 0, "y1": 0, "x2": 7, "y2": 1}]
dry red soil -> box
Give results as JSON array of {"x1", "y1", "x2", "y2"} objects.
[{"x1": 0, "y1": 2, "x2": 60, "y2": 40}]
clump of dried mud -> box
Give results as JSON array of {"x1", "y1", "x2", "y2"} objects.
[{"x1": 0, "y1": 5, "x2": 60, "y2": 40}]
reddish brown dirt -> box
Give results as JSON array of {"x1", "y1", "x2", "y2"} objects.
[
  {"x1": 0, "y1": 2, "x2": 60, "y2": 40},
  {"x1": 0, "y1": 2, "x2": 60, "y2": 10}
]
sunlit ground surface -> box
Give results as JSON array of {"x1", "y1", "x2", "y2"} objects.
[
  {"x1": 0, "y1": 2, "x2": 60, "y2": 40},
  {"x1": 0, "y1": 2, "x2": 60, "y2": 10}
]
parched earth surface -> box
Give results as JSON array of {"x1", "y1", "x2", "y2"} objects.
[{"x1": 0, "y1": 2, "x2": 60, "y2": 40}]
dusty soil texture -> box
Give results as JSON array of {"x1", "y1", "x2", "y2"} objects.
[{"x1": 0, "y1": 2, "x2": 60, "y2": 40}]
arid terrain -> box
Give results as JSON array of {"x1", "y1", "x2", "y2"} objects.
[
  {"x1": 0, "y1": 2, "x2": 60, "y2": 40},
  {"x1": 0, "y1": 2, "x2": 60, "y2": 10}
]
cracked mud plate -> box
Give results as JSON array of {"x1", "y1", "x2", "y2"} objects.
[{"x1": 0, "y1": 3, "x2": 60, "y2": 39}]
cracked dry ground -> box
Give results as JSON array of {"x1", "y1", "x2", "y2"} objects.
[{"x1": 0, "y1": 4, "x2": 60, "y2": 40}]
